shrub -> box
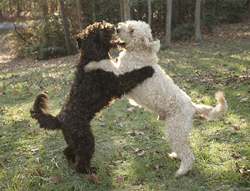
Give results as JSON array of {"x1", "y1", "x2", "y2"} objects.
[
  {"x1": 220, "y1": 0, "x2": 246, "y2": 23},
  {"x1": 171, "y1": 23, "x2": 194, "y2": 41},
  {"x1": 15, "y1": 14, "x2": 77, "y2": 60}
]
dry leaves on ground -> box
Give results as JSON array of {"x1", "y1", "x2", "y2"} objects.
[
  {"x1": 51, "y1": 172, "x2": 64, "y2": 184},
  {"x1": 84, "y1": 173, "x2": 103, "y2": 185}
]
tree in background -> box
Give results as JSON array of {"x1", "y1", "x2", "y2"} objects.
[
  {"x1": 120, "y1": 0, "x2": 125, "y2": 21},
  {"x1": 76, "y1": 0, "x2": 84, "y2": 31},
  {"x1": 59, "y1": 0, "x2": 71, "y2": 55},
  {"x1": 148, "y1": 0, "x2": 152, "y2": 27},
  {"x1": 15, "y1": 0, "x2": 20, "y2": 17},
  {"x1": 120, "y1": 0, "x2": 131, "y2": 21},
  {"x1": 194, "y1": 0, "x2": 202, "y2": 41},
  {"x1": 165, "y1": 0, "x2": 172, "y2": 48}
]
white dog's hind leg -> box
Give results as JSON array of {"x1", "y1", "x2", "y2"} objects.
[{"x1": 165, "y1": 118, "x2": 195, "y2": 177}]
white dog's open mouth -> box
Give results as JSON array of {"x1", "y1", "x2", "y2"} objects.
[{"x1": 110, "y1": 40, "x2": 126, "y2": 47}]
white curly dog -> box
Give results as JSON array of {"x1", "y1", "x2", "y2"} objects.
[{"x1": 84, "y1": 20, "x2": 227, "y2": 177}]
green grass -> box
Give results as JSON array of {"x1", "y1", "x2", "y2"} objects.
[{"x1": 0, "y1": 22, "x2": 250, "y2": 190}]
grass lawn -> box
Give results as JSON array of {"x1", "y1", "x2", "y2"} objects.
[{"x1": 0, "y1": 21, "x2": 249, "y2": 190}]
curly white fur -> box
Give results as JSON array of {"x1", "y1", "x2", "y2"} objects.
[{"x1": 84, "y1": 20, "x2": 227, "y2": 177}]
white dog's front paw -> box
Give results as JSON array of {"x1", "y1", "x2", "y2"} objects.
[{"x1": 174, "y1": 169, "x2": 188, "y2": 177}]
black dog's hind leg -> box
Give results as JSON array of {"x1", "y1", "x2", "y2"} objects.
[
  {"x1": 72, "y1": 123, "x2": 96, "y2": 174},
  {"x1": 63, "y1": 145, "x2": 76, "y2": 163}
]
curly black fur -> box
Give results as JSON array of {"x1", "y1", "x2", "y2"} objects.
[{"x1": 30, "y1": 21, "x2": 154, "y2": 174}]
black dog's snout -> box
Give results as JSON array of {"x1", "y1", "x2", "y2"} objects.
[{"x1": 116, "y1": 28, "x2": 120, "y2": 33}]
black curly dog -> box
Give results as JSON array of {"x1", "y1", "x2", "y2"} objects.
[{"x1": 30, "y1": 21, "x2": 154, "y2": 174}]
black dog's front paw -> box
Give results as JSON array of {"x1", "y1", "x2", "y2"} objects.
[
  {"x1": 90, "y1": 167, "x2": 99, "y2": 174},
  {"x1": 75, "y1": 164, "x2": 98, "y2": 174}
]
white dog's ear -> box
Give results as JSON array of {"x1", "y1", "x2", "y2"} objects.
[
  {"x1": 144, "y1": 37, "x2": 160, "y2": 52},
  {"x1": 151, "y1": 39, "x2": 160, "y2": 52}
]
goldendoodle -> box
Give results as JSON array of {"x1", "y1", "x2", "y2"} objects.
[
  {"x1": 30, "y1": 21, "x2": 154, "y2": 174},
  {"x1": 84, "y1": 20, "x2": 227, "y2": 176}
]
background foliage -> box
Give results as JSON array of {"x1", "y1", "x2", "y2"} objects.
[{"x1": 0, "y1": 0, "x2": 249, "y2": 59}]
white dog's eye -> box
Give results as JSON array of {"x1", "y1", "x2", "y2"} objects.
[{"x1": 131, "y1": 30, "x2": 134, "y2": 35}]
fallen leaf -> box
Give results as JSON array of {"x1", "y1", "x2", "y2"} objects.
[
  {"x1": 99, "y1": 116, "x2": 105, "y2": 121},
  {"x1": 136, "y1": 178, "x2": 147, "y2": 185},
  {"x1": 108, "y1": 160, "x2": 116, "y2": 169},
  {"x1": 137, "y1": 150, "x2": 145, "y2": 156},
  {"x1": 242, "y1": 172, "x2": 250, "y2": 180},
  {"x1": 31, "y1": 149, "x2": 39, "y2": 152},
  {"x1": 0, "y1": 106, "x2": 8, "y2": 111},
  {"x1": 126, "y1": 130, "x2": 144, "y2": 136},
  {"x1": 127, "y1": 107, "x2": 136, "y2": 113},
  {"x1": 4, "y1": 158, "x2": 12, "y2": 163},
  {"x1": 138, "y1": 184, "x2": 143, "y2": 190},
  {"x1": 51, "y1": 172, "x2": 64, "y2": 184},
  {"x1": 35, "y1": 157, "x2": 40, "y2": 163},
  {"x1": 29, "y1": 169, "x2": 43, "y2": 176},
  {"x1": 232, "y1": 125, "x2": 240, "y2": 130},
  {"x1": 116, "y1": 174, "x2": 123, "y2": 183},
  {"x1": 13, "y1": 90, "x2": 18, "y2": 95},
  {"x1": 133, "y1": 148, "x2": 145, "y2": 157},
  {"x1": 33, "y1": 129, "x2": 38, "y2": 136},
  {"x1": 238, "y1": 93, "x2": 245, "y2": 98},
  {"x1": 150, "y1": 164, "x2": 166, "y2": 170},
  {"x1": 195, "y1": 120, "x2": 201, "y2": 125},
  {"x1": 134, "y1": 130, "x2": 144, "y2": 136},
  {"x1": 84, "y1": 173, "x2": 103, "y2": 185},
  {"x1": 16, "y1": 118, "x2": 24, "y2": 122},
  {"x1": 239, "y1": 98, "x2": 249, "y2": 102},
  {"x1": 230, "y1": 152, "x2": 240, "y2": 158}
]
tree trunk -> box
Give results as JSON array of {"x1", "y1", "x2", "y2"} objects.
[
  {"x1": 59, "y1": 0, "x2": 71, "y2": 55},
  {"x1": 0, "y1": 9, "x2": 2, "y2": 18},
  {"x1": 9, "y1": 0, "x2": 12, "y2": 18},
  {"x1": 120, "y1": 0, "x2": 124, "y2": 21},
  {"x1": 16, "y1": 0, "x2": 20, "y2": 17},
  {"x1": 76, "y1": 0, "x2": 83, "y2": 31},
  {"x1": 247, "y1": 0, "x2": 250, "y2": 18},
  {"x1": 92, "y1": 0, "x2": 96, "y2": 22},
  {"x1": 137, "y1": 2, "x2": 142, "y2": 20},
  {"x1": 41, "y1": 0, "x2": 49, "y2": 24},
  {"x1": 194, "y1": 0, "x2": 202, "y2": 41},
  {"x1": 123, "y1": 0, "x2": 130, "y2": 21},
  {"x1": 166, "y1": 0, "x2": 172, "y2": 48},
  {"x1": 172, "y1": 0, "x2": 178, "y2": 30},
  {"x1": 148, "y1": 0, "x2": 152, "y2": 27}
]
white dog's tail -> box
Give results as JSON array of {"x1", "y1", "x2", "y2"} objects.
[{"x1": 192, "y1": 91, "x2": 227, "y2": 120}]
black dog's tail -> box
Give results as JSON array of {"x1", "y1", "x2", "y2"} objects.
[{"x1": 30, "y1": 93, "x2": 61, "y2": 130}]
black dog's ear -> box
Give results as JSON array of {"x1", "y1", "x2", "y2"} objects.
[
  {"x1": 83, "y1": 41, "x2": 101, "y2": 61},
  {"x1": 75, "y1": 35, "x2": 82, "y2": 49}
]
